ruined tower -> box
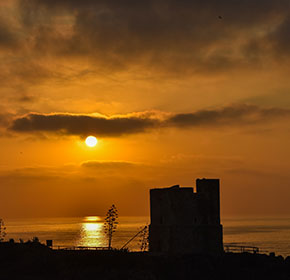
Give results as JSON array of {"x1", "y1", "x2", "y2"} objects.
[{"x1": 149, "y1": 178, "x2": 223, "y2": 254}]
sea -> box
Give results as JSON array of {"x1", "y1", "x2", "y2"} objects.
[{"x1": 3, "y1": 216, "x2": 290, "y2": 257}]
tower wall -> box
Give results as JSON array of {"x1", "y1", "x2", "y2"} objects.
[
  {"x1": 196, "y1": 178, "x2": 220, "y2": 225},
  {"x1": 149, "y1": 179, "x2": 223, "y2": 255}
]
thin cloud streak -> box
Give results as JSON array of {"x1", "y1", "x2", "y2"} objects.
[{"x1": 81, "y1": 160, "x2": 140, "y2": 169}]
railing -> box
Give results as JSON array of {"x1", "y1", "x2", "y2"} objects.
[
  {"x1": 53, "y1": 246, "x2": 110, "y2": 251},
  {"x1": 52, "y1": 244, "x2": 263, "y2": 254},
  {"x1": 224, "y1": 244, "x2": 260, "y2": 254}
]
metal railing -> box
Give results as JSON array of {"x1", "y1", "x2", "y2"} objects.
[
  {"x1": 52, "y1": 243, "x2": 264, "y2": 254},
  {"x1": 224, "y1": 244, "x2": 260, "y2": 254},
  {"x1": 53, "y1": 246, "x2": 110, "y2": 251}
]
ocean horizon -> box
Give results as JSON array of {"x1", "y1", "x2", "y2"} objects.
[{"x1": 3, "y1": 216, "x2": 290, "y2": 257}]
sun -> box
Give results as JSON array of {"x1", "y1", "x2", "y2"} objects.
[{"x1": 85, "y1": 136, "x2": 98, "y2": 147}]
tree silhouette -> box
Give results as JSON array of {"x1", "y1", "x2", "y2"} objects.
[
  {"x1": 104, "y1": 204, "x2": 118, "y2": 249},
  {"x1": 0, "y1": 219, "x2": 6, "y2": 242}
]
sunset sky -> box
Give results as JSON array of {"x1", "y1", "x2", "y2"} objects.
[{"x1": 1, "y1": 0, "x2": 290, "y2": 218}]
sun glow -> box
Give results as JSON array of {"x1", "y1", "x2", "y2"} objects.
[
  {"x1": 85, "y1": 136, "x2": 98, "y2": 147},
  {"x1": 84, "y1": 216, "x2": 101, "y2": 222}
]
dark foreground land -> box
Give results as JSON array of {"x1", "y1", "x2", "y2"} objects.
[{"x1": 1, "y1": 243, "x2": 290, "y2": 280}]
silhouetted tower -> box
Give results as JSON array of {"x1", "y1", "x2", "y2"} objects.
[{"x1": 149, "y1": 178, "x2": 223, "y2": 254}]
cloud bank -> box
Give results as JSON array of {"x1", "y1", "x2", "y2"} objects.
[
  {"x1": 9, "y1": 104, "x2": 290, "y2": 137},
  {"x1": 0, "y1": 0, "x2": 289, "y2": 85}
]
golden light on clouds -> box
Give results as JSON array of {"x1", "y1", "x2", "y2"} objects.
[
  {"x1": 85, "y1": 136, "x2": 98, "y2": 147},
  {"x1": 2, "y1": 0, "x2": 290, "y2": 219}
]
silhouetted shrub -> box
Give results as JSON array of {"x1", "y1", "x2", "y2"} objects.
[
  {"x1": 32, "y1": 237, "x2": 40, "y2": 243},
  {"x1": 0, "y1": 218, "x2": 6, "y2": 242},
  {"x1": 104, "y1": 204, "x2": 118, "y2": 249}
]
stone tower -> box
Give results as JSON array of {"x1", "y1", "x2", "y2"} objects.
[{"x1": 149, "y1": 178, "x2": 223, "y2": 254}]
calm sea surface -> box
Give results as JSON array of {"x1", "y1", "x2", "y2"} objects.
[{"x1": 4, "y1": 216, "x2": 290, "y2": 257}]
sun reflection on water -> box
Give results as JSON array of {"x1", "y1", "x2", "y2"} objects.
[{"x1": 78, "y1": 216, "x2": 106, "y2": 247}]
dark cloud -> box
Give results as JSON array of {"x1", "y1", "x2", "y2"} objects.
[
  {"x1": 167, "y1": 104, "x2": 290, "y2": 127},
  {"x1": 10, "y1": 113, "x2": 158, "y2": 136},
  {"x1": 9, "y1": 0, "x2": 290, "y2": 76},
  {"x1": 9, "y1": 104, "x2": 290, "y2": 137},
  {"x1": 17, "y1": 94, "x2": 37, "y2": 103},
  {"x1": 268, "y1": 15, "x2": 290, "y2": 56},
  {"x1": 0, "y1": 17, "x2": 19, "y2": 50}
]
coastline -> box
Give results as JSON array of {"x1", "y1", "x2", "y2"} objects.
[{"x1": 0, "y1": 242, "x2": 289, "y2": 280}]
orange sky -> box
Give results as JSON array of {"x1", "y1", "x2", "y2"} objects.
[{"x1": 1, "y1": 0, "x2": 290, "y2": 218}]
